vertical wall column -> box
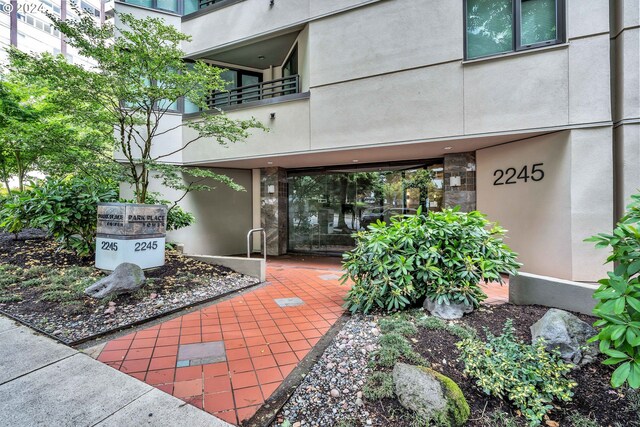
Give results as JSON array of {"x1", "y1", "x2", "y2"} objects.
[
  {"x1": 9, "y1": 0, "x2": 17, "y2": 47},
  {"x1": 261, "y1": 167, "x2": 287, "y2": 256},
  {"x1": 443, "y1": 152, "x2": 476, "y2": 212}
]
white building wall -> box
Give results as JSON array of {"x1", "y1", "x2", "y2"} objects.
[
  {"x1": 114, "y1": 0, "x2": 635, "y2": 281},
  {"x1": 477, "y1": 128, "x2": 613, "y2": 282}
]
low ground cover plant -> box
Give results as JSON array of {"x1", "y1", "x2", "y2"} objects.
[
  {"x1": 342, "y1": 207, "x2": 520, "y2": 313},
  {"x1": 457, "y1": 320, "x2": 576, "y2": 426},
  {"x1": 587, "y1": 193, "x2": 640, "y2": 389},
  {"x1": 0, "y1": 264, "x2": 100, "y2": 304}
]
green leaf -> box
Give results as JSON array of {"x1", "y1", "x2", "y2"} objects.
[
  {"x1": 604, "y1": 349, "x2": 630, "y2": 359},
  {"x1": 627, "y1": 297, "x2": 640, "y2": 313},
  {"x1": 628, "y1": 260, "x2": 640, "y2": 276},
  {"x1": 628, "y1": 363, "x2": 640, "y2": 389},
  {"x1": 611, "y1": 362, "x2": 631, "y2": 388}
]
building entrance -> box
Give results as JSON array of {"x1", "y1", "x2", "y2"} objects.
[{"x1": 287, "y1": 161, "x2": 444, "y2": 254}]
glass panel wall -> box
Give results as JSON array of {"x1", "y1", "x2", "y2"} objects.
[{"x1": 288, "y1": 163, "x2": 444, "y2": 254}]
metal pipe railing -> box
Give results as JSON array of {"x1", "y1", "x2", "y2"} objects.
[
  {"x1": 246, "y1": 228, "x2": 267, "y2": 261},
  {"x1": 206, "y1": 75, "x2": 300, "y2": 109}
]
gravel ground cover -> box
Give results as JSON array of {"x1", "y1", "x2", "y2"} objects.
[
  {"x1": 0, "y1": 231, "x2": 259, "y2": 344},
  {"x1": 273, "y1": 314, "x2": 385, "y2": 427},
  {"x1": 273, "y1": 305, "x2": 640, "y2": 427}
]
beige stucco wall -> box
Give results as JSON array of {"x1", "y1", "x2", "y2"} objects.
[
  {"x1": 181, "y1": 98, "x2": 310, "y2": 163},
  {"x1": 612, "y1": 1, "x2": 640, "y2": 218},
  {"x1": 120, "y1": 169, "x2": 253, "y2": 256},
  {"x1": 177, "y1": 0, "x2": 613, "y2": 162},
  {"x1": 181, "y1": 0, "x2": 311, "y2": 55},
  {"x1": 477, "y1": 129, "x2": 612, "y2": 282}
]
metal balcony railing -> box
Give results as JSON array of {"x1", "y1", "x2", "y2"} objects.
[
  {"x1": 198, "y1": 0, "x2": 230, "y2": 9},
  {"x1": 205, "y1": 75, "x2": 300, "y2": 110}
]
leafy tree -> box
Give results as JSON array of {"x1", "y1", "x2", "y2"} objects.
[
  {"x1": 8, "y1": 8, "x2": 264, "y2": 205},
  {"x1": 0, "y1": 75, "x2": 115, "y2": 193}
]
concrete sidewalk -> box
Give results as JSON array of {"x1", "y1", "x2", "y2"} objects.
[{"x1": 0, "y1": 316, "x2": 230, "y2": 427}]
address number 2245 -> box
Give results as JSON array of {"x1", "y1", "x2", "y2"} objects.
[{"x1": 493, "y1": 163, "x2": 544, "y2": 186}]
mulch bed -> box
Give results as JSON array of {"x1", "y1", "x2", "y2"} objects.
[
  {"x1": 367, "y1": 304, "x2": 639, "y2": 427},
  {"x1": 0, "y1": 231, "x2": 259, "y2": 344}
]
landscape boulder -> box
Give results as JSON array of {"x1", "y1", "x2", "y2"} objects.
[
  {"x1": 530, "y1": 308, "x2": 598, "y2": 366},
  {"x1": 393, "y1": 362, "x2": 469, "y2": 426},
  {"x1": 424, "y1": 298, "x2": 473, "y2": 320},
  {"x1": 85, "y1": 263, "x2": 146, "y2": 299}
]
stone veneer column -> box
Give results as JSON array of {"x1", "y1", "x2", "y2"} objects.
[
  {"x1": 261, "y1": 167, "x2": 288, "y2": 256},
  {"x1": 443, "y1": 152, "x2": 476, "y2": 212}
]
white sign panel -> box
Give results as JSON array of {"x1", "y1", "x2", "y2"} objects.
[{"x1": 96, "y1": 237, "x2": 165, "y2": 271}]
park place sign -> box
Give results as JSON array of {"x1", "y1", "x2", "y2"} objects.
[{"x1": 95, "y1": 202, "x2": 167, "y2": 270}]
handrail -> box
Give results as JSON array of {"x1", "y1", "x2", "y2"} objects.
[
  {"x1": 247, "y1": 228, "x2": 267, "y2": 261},
  {"x1": 206, "y1": 75, "x2": 300, "y2": 109},
  {"x1": 199, "y1": 0, "x2": 227, "y2": 8}
]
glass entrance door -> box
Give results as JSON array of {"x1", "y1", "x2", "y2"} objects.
[{"x1": 287, "y1": 162, "x2": 444, "y2": 254}]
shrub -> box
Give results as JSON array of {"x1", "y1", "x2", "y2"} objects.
[
  {"x1": 0, "y1": 176, "x2": 118, "y2": 256},
  {"x1": 457, "y1": 320, "x2": 576, "y2": 426},
  {"x1": 586, "y1": 193, "x2": 640, "y2": 389},
  {"x1": 342, "y1": 207, "x2": 520, "y2": 313}
]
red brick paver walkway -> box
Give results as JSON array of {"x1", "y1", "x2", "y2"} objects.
[
  {"x1": 96, "y1": 260, "x2": 347, "y2": 425},
  {"x1": 95, "y1": 256, "x2": 508, "y2": 425}
]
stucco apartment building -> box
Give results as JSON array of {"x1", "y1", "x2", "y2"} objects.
[{"x1": 116, "y1": 0, "x2": 639, "y2": 289}]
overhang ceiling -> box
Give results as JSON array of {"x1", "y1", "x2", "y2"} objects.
[
  {"x1": 185, "y1": 130, "x2": 555, "y2": 170},
  {"x1": 200, "y1": 31, "x2": 300, "y2": 69}
]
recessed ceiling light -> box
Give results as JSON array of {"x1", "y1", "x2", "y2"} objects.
[
  {"x1": 258, "y1": 55, "x2": 265, "y2": 60},
  {"x1": 267, "y1": 161, "x2": 273, "y2": 165},
  {"x1": 444, "y1": 146, "x2": 453, "y2": 150},
  {"x1": 352, "y1": 160, "x2": 359, "y2": 163}
]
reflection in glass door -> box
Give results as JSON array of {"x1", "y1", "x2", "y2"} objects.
[{"x1": 288, "y1": 162, "x2": 444, "y2": 254}]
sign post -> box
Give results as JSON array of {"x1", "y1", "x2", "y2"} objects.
[{"x1": 96, "y1": 202, "x2": 167, "y2": 271}]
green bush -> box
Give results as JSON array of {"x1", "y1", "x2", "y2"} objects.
[
  {"x1": 586, "y1": 193, "x2": 640, "y2": 389},
  {"x1": 342, "y1": 207, "x2": 520, "y2": 313},
  {"x1": 456, "y1": 320, "x2": 576, "y2": 426},
  {"x1": 0, "y1": 176, "x2": 118, "y2": 256}
]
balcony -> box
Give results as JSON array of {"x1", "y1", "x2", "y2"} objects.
[
  {"x1": 205, "y1": 75, "x2": 300, "y2": 110},
  {"x1": 198, "y1": 0, "x2": 228, "y2": 9}
]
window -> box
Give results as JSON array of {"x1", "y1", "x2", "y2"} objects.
[
  {"x1": 283, "y1": 45, "x2": 298, "y2": 78},
  {"x1": 121, "y1": 0, "x2": 192, "y2": 14},
  {"x1": 465, "y1": 0, "x2": 564, "y2": 60}
]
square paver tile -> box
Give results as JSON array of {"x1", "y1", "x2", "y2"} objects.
[
  {"x1": 177, "y1": 341, "x2": 226, "y2": 367},
  {"x1": 274, "y1": 297, "x2": 305, "y2": 307}
]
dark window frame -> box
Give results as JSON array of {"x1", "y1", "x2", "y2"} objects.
[
  {"x1": 282, "y1": 44, "x2": 299, "y2": 77},
  {"x1": 120, "y1": 0, "x2": 183, "y2": 14},
  {"x1": 463, "y1": 0, "x2": 565, "y2": 60}
]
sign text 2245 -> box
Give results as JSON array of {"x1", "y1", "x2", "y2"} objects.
[{"x1": 493, "y1": 163, "x2": 544, "y2": 186}]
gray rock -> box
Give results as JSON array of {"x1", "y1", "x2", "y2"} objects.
[
  {"x1": 393, "y1": 363, "x2": 447, "y2": 415},
  {"x1": 393, "y1": 363, "x2": 469, "y2": 426},
  {"x1": 530, "y1": 308, "x2": 598, "y2": 366},
  {"x1": 85, "y1": 263, "x2": 145, "y2": 299},
  {"x1": 424, "y1": 298, "x2": 473, "y2": 320}
]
